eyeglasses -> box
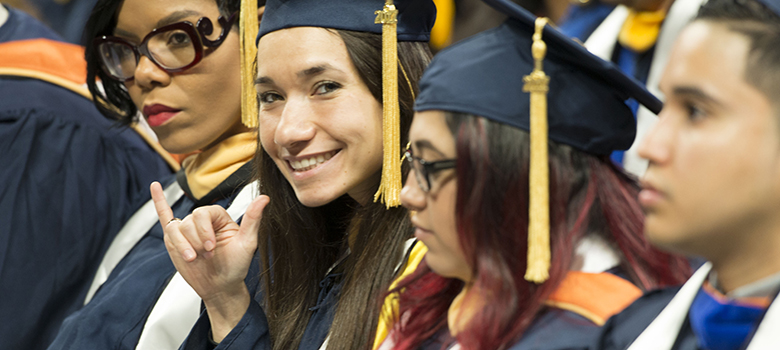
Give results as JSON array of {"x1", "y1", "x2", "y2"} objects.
[
  {"x1": 93, "y1": 13, "x2": 237, "y2": 82},
  {"x1": 404, "y1": 148, "x2": 456, "y2": 193}
]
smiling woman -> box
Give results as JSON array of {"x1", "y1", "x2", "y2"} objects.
[
  {"x1": 160, "y1": 1, "x2": 436, "y2": 350},
  {"x1": 45, "y1": 0, "x2": 266, "y2": 349},
  {"x1": 256, "y1": 27, "x2": 385, "y2": 208}
]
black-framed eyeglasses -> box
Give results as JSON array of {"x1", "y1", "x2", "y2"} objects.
[
  {"x1": 93, "y1": 13, "x2": 238, "y2": 82},
  {"x1": 404, "y1": 148, "x2": 456, "y2": 193}
]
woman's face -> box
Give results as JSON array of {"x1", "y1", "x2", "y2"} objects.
[
  {"x1": 114, "y1": 0, "x2": 245, "y2": 154},
  {"x1": 400, "y1": 110, "x2": 471, "y2": 282},
  {"x1": 255, "y1": 27, "x2": 384, "y2": 207}
]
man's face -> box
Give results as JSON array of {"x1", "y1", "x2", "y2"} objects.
[{"x1": 638, "y1": 21, "x2": 780, "y2": 258}]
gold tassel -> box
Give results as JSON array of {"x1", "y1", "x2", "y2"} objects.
[
  {"x1": 523, "y1": 17, "x2": 551, "y2": 284},
  {"x1": 373, "y1": 1, "x2": 402, "y2": 208},
  {"x1": 240, "y1": 0, "x2": 259, "y2": 128}
]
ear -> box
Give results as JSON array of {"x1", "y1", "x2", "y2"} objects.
[{"x1": 258, "y1": 6, "x2": 265, "y2": 23}]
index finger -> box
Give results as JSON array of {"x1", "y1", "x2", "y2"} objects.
[{"x1": 150, "y1": 182, "x2": 175, "y2": 226}]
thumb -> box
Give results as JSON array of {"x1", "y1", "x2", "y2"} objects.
[{"x1": 238, "y1": 195, "x2": 270, "y2": 244}]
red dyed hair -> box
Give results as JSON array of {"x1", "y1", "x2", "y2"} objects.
[{"x1": 389, "y1": 114, "x2": 690, "y2": 350}]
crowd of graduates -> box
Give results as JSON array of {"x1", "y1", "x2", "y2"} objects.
[{"x1": 2, "y1": 0, "x2": 780, "y2": 349}]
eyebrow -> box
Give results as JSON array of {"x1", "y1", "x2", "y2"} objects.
[
  {"x1": 113, "y1": 10, "x2": 203, "y2": 40},
  {"x1": 255, "y1": 76, "x2": 274, "y2": 86},
  {"x1": 672, "y1": 86, "x2": 723, "y2": 107},
  {"x1": 413, "y1": 139, "x2": 446, "y2": 158},
  {"x1": 255, "y1": 64, "x2": 346, "y2": 86},
  {"x1": 156, "y1": 10, "x2": 203, "y2": 29}
]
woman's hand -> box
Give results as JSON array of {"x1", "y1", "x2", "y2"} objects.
[{"x1": 150, "y1": 182, "x2": 270, "y2": 342}]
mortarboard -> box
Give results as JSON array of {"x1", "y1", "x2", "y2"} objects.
[
  {"x1": 253, "y1": 0, "x2": 437, "y2": 208},
  {"x1": 414, "y1": 0, "x2": 662, "y2": 283},
  {"x1": 257, "y1": 0, "x2": 435, "y2": 42}
]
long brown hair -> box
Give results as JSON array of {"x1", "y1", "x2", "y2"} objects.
[{"x1": 254, "y1": 30, "x2": 432, "y2": 350}]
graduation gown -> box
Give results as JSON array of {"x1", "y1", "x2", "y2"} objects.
[
  {"x1": 182, "y1": 239, "x2": 422, "y2": 350},
  {"x1": 594, "y1": 263, "x2": 780, "y2": 350},
  {"x1": 180, "y1": 262, "x2": 341, "y2": 350},
  {"x1": 0, "y1": 7, "x2": 173, "y2": 350},
  {"x1": 47, "y1": 163, "x2": 255, "y2": 350},
  {"x1": 411, "y1": 271, "x2": 643, "y2": 350}
]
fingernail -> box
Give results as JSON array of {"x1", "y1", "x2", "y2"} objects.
[
  {"x1": 204, "y1": 240, "x2": 215, "y2": 252},
  {"x1": 183, "y1": 249, "x2": 196, "y2": 261}
]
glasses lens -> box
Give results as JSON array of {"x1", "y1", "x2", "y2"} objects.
[
  {"x1": 147, "y1": 29, "x2": 197, "y2": 70},
  {"x1": 97, "y1": 41, "x2": 136, "y2": 80},
  {"x1": 405, "y1": 150, "x2": 430, "y2": 192}
]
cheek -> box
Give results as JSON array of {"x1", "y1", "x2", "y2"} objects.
[
  {"x1": 125, "y1": 82, "x2": 143, "y2": 108},
  {"x1": 259, "y1": 117, "x2": 279, "y2": 156},
  {"x1": 434, "y1": 181, "x2": 466, "y2": 263}
]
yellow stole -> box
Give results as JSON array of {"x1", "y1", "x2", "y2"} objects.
[
  {"x1": 618, "y1": 9, "x2": 667, "y2": 53},
  {"x1": 182, "y1": 131, "x2": 256, "y2": 200}
]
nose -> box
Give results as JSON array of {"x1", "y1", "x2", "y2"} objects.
[
  {"x1": 637, "y1": 108, "x2": 674, "y2": 165},
  {"x1": 401, "y1": 171, "x2": 427, "y2": 212},
  {"x1": 133, "y1": 55, "x2": 171, "y2": 90},
  {"x1": 273, "y1": 97, "x2": 316, "y2": 150}
]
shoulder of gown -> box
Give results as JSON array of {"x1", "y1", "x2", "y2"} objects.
[
  {"x1": 0, "y1": 21, "x2": 172, "y2": 350},
  {"x1": 591, "y1": 286, "x2": 686, "y2": 350},
  {"x1": 47, "y1": 178, "x2": 249, "y2": 350}
]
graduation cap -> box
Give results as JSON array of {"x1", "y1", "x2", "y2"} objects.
[
  {"x1": 414, "y1": 0, "x2": 662, "y2": 283},
  {"x1": 252, "y1": 0, "x2": 436, "y2": 208}
]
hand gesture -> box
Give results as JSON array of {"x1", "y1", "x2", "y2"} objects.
[{"x1": 150, "y1": 182, "x2": 270, "y2": 341}]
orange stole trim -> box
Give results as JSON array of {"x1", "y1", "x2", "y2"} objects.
[
  {"x1": 701, "y1": 282, "x2": 772, "y2": 309},
  {"x1": 544, "y1": 271, "x2": 642, "y2": 326},
  {"x1": 0, "y1": 39, "x2": 181, "y2": 171},
  {"x1": 0, "y1": 39, "x2": 87, "y2": 85}
]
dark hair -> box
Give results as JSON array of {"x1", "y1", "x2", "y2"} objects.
[
  {"x1": 389, "y1": 113, "x2": 691, "y2": 350},
  {"x1": 697, "y1": 0, "x2": 780, "y2": 103},
  {"x1": 82, "y1": 0, "x2": 262, "y2": 124},
  {"x1": 254, "y1": 30, "x2": 432, "y2": 350}
]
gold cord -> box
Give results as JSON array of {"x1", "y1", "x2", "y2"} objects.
[{"x1": 398, "y1": 58, "x2": 415, "y2": 100}]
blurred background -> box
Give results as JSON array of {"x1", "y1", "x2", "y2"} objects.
[{"x1": 2, "y1": 0, "x2": 582, "y2": 48}]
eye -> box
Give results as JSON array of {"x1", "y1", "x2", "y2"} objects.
[
  {"x1": 166, "y1": 31, "x2": 191, "y2": 47},
  {"x1": 259, "y1": 91, "x2": 284, "y2": 105},
  {"x1": 314, "y1": 81, "x2": 342, "y2": 95},
  {"x1": 684, "y1": 102, "x2": 707, "y2": 122}
]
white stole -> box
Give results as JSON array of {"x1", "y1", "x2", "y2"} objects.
[
  {"x1": 135, "y1": 181, "x2": 259, "y2": 350},
  {"x1": 583, "y1": 0, "x2": 706, "y2": 177},
  {"x1": 85, "y1": 181, "x2": 185, "y2": 304},
  {"x1": 627, "y1": 262, "x2": 711, "y2": 350}
]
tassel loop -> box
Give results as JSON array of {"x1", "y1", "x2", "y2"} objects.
[{"x1": 523, "y1": 17, "x2": 551, "y2": 284}]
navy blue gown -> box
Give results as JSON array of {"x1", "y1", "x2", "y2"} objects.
[
  {"x1": 181, "y1": 261, "x2": 343, "y2": 350},
  {"x1": 592, "y1": 287, "x2": 700, "y2": 350},
  {"x1": 0, "y1": 6, "x2": 172, "y2": 350},
  {"x1": 47, "y1": 163, "x2": 255, "y2": 350}
]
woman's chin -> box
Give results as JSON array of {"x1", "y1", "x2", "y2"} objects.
[{"x1": 295, "y1": 190, "x2": 340, "y2": 208}]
